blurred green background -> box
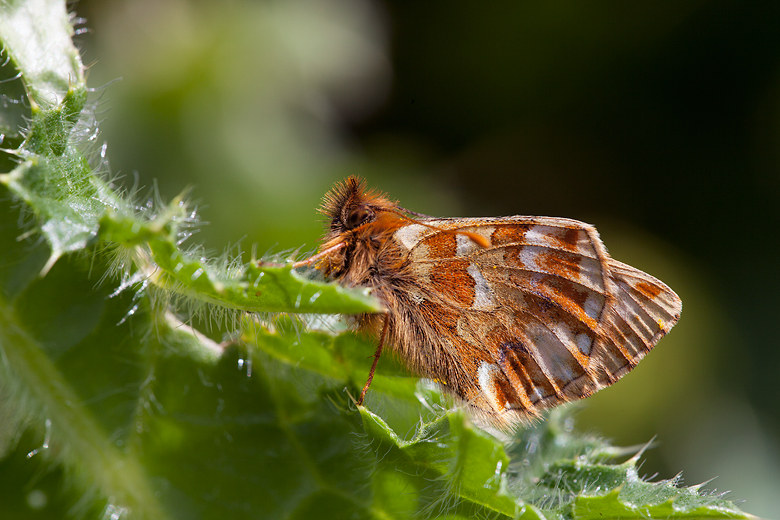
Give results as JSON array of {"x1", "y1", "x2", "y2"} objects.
[{"x1": 74, "y1": 1, "x2": 779, "y2": 516}]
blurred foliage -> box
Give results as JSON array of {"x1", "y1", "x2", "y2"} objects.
[{"x1": 0, "y1": 0, "x2": 775, "y2": 518}]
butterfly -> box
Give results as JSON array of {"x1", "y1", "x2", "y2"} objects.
[{"x1": 305, "y1": 176, "x2": 682, "y2": 430}]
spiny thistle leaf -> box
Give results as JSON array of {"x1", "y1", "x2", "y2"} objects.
[
  {"x1": 99, "y1": 211, "x2": 381, "y2": 314},
  {"x1": 359, "y1": 407, "x2": 539, "y2": 519},
  {"x1": 0, "y1": 0, "x2": 84, "y2": 105}
]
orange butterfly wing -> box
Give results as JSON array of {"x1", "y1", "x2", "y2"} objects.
[{"x1": 389, "y1": 217, "x2": 681, "y2": 428}]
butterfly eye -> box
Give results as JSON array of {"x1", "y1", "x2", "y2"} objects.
[{"x1": 344, "y1": 206, "x2": 373, "y2": 229}]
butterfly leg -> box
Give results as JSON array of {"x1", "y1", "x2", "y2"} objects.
[{"x1": 357, "y1": 313, "x2": 390, "y2": 406}]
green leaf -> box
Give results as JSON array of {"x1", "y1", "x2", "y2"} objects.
[
  {"x1": 360, "y1": 408, "x2": 543, "y2": 519},
  {"x1": 0, "y1": 0, "x2": 84, "y2": 106},
  {"x1": 510, "y1": 417, "x2": 753, "y2": 519},
  {"x1": 0, "y1": 0, "x2": 114, "y2": 272},
  {"x1": 0, "y1": 90, "x2": 113, "y2": 273},
  {"x1": 98, "y1": 210, "x2": 381, "y2": 314},
  {"x1": 570, "y1": 486, "x2": 750, "y2": 520},
  {"x1": 0, "y1": 288, "x2": 167, "y2": 519}
]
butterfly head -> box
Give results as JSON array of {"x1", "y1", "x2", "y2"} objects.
[
  {"x1": 320, "y1": 177, "x2": 399, "y2": 232},
  {"x1": 315, "y1": 177, "x2": 404, "y2": 280}
]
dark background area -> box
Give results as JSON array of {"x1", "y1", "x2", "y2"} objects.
[{"x1": 75, "y1": 1, "x2": 780, "y2": 515}]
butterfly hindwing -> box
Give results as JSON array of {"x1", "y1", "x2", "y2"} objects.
[{"x1": 393, "y1": 217, "x2": 681, "y2": 427}]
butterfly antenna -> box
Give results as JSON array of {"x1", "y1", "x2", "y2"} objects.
[{"x1": 290, "y1": 241, "x2": 346, "y2": 268}]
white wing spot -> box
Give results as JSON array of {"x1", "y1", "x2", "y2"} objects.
[
  {"x1": 456, "y1": 233, "x2": 476, "y2": 257},
  {"x1": 394, "y1": 224, "x2": 428, "y2": 250},
  {"x1": 525, "y1": 226, "x2": 545, "y2": 244},
  {"x1": 518, "y1": 248, "x2": 540, "y2": 271},
  {"x1": 575, "y1": 333, "x2": 593, "y2": 356},
  {"x1": 467, "y1": 263, "x2": 495, "y2": 310},
  {"x1": 478, "y1": 361, "x2": 504, "y2": 412},
  {"x1": 583, "y1": 293, "x2": 603, "y2": 320}
]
